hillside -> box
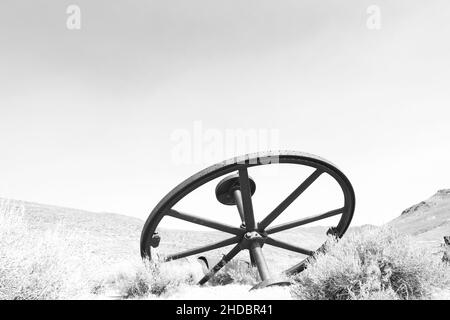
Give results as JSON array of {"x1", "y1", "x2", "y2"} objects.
[
  {"x1": 388, "y1": 189, "x2": 450, "y2": 249},
  {"x1": 0, "y1": 198, "x2": 143, "y2": 266}
]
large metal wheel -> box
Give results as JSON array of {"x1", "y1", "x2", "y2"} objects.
[{"x1": 140, "y1": 151, "x2": 355, "y2": 288}]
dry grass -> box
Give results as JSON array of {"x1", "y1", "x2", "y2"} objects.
[
  {"x1": 0, "y1": 199, "x2": 111, "y2": 299},
  {"x1": 0, "y1": 200, "x2": 80, "y2": 299},
  {"x1": 90, "y1": 258, "x2": 202, "y2": 299},
  {"x1": 207, "y1": 259, "x2": 259, "y2": 287},
  {"x1": 89, "y1": 257, "x2": 260, "y2": 299},
  {"x1": 290, "y1": 227, "x2": 450, "y2": 300}
]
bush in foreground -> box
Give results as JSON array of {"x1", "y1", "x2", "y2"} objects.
[
  {"x1": 92, "y1": 255, "x2": 260, "y2": 298},
  {"x1": 208, "y1": 258, "x2": 259, "y2": 287},
  {"x1": 290, "y1": 227, "x2": 450, "y2": 300},
  {"x1": 0, "y1": 200, "x2": 87, "y2": 299},
  {"x1": 91, "y1": 258, "x2": 203, "y2": 299}
]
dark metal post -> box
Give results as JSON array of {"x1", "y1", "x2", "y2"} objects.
[
  {"x1": 234, "y1": 189, "x2": 256, "y2": 266},
  {"x1": 233, "y1": 190, "x2": 246, "y2": 226},
  {"x1": 238, "y1": 168, "x2": 257, "y2": 230},
  {"x1": 250, "y1": 243, "x2": 271, "y2": 281}
]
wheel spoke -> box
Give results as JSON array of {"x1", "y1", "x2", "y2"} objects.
[
  {"x1": 167, "y1": 209, "x2": 244, "y2": 235},
  {"x1": 198, "y1": 244, "x2": 242, "y2": 285},
  {"x1": 265, "y1": 237, "x2": 314, "y2": 256},
  {"x1": 164, "y1": 236, "x2": 240, "y2": 261},
  {"x1": 238, "y1": 167, "x2": 256, "y2": 230},
  {"x1": 259, "y1": 169, "x2": 323, "y2": 229},
  {"x1": 265, "y1": 207, "x2": 344, "y2": 234}
]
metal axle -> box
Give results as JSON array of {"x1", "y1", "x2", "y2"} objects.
[
  {"x1": 250, "y1": 242, "x2": 271, "y2": 280},
  {"x1": 217, "y1": 174, "x2": 291, "y2": 289}
]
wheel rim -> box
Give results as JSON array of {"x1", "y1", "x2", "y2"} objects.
[{"x1": 140, "y1": 151, "x2": 355, "y2": 283}]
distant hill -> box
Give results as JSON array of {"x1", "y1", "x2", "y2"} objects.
[
  {"x1": 388, "y1": 189, "x2": 450, "y2": 250},
  {"x1": 0, "y1": 198, "x2": 144, "y2": 265}
]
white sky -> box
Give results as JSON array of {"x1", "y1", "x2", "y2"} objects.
[{"x1": 0, "y1": 1, "x2": 449, "y2": 227}]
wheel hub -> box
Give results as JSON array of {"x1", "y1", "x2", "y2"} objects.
[
  {"x1": 215, "y1": 173, "x2": 256, "y2": 206},
  {"x1": 240, "y1": 231, "x2": 266, "y2": 250}
]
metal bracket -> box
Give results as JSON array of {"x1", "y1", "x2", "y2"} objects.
[
  {"x1": 150, "y1": 232, "x2": 161, "y2": 248},
  {"x1": 326, "y1": 227, "x2": 339, "y2": 237}
]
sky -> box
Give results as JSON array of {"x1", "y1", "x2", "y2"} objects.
[{"x1": 0, "y1": 0, "x2": 449, "y2": 228}]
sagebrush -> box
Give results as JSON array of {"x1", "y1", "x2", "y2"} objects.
[
  {"x1": 290, "y1": 227, "x2": 450, "y2": 300},
  {"x1": 90, "y1": 257, "x2": 206, "y2": 299},
  {"x1": 0, "y1": 200, "x2": 77, "y2": 299},
  {"x1": 0, "y1": 200, "x2": 103, "y2": 299}
]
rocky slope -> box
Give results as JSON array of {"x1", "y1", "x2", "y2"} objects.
[{"x1": 388, "y1": 189, "x2": 450, "y2": 249}]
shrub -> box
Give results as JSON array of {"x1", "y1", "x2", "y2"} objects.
[
  {"x1": 92, "y1": 258, "x2": 202, "y2": 299},
  {"x1": 0, "y1": 200, "x2": 85, "y2": 300},
  {"x1": 93, "y1": 256, "x2": 260, "y2": 298},
  {"x1": 290, "y1": 227, "x2": 450, "y2": 300},
  {"x1": 208, "y1": 259, "x2": 259, "y2": 286}
]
